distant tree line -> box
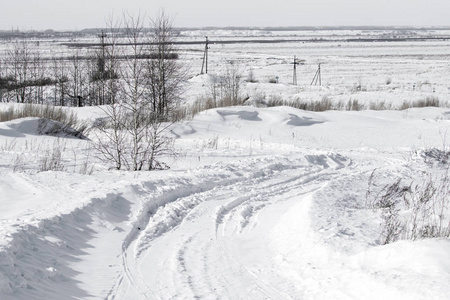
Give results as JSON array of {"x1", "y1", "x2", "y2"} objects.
[
  {"x1": 0, "y1": 10, "x2": 186, "y2": 171},
  {"x1": 0, "y1": 11, "x2": 184, "y2": 120}
]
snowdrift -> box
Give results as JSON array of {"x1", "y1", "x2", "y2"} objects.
[
  {"x1": 0, "y1": 105, "x2": 450, "y2": 299},
  {"x1": 0, "y1": 117, "x2": 86, "y2": 139}
]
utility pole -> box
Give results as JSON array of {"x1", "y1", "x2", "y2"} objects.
[
  {"x1": 98, "y1": 30, "x2": 107, "y2": 105},
  {"x1": 201, "y1": 36, "x2": 209, "y2": 74},
  {"x1": 311, "y1": 63, "x2": 322, "y2": 86},
  {"x1": 292, "y1": 56, "x2": 300, "y2": 85},
  {"x1": 99, "y1": 30, "x2": 106, "y2": 73}
]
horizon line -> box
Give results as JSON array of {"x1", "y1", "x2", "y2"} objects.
[{"x1": 2, "y1": 25, "x2": 450, "y2": 33}]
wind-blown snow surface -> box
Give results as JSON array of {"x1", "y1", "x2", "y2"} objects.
[{"x1": 1, "y1": 106, "x2": 450, "y2": 299}]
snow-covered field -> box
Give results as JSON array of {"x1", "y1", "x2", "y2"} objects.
[{"x1": 1, "y1": 29, "x2": 450, "y2": 299}]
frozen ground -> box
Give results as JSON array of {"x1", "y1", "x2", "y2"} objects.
[
  {"x1": 1, "y1": 104, "x2": 450, "y2": 299},
  {"x1": 1, "y1": 28, "x2": 450, "y2": 299}
]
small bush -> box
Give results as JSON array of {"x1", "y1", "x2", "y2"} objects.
[
  {"x1": 369, "y1": 101, "x2": 392, "y2": 110},
  {"x1": 420, "y1": 148, "x2": 450, "y2": 165},
  {"x1": 266, "y1": 94, "x2": 284, "y2": 107},
  {"x1": 312, "y1": 96, "x2": 334, "y2": 112},
  {"x1": 400, "y1": 96, "x2": 440, "y2": 110},
  {"x1": 39, "y1": 139, "x2": 66, "y2": 172},
  {"x1": 346, "y1": 99, "x2": 364, "y2": 111},
  {"x1": 246, "y1": 69, "x2": 258, "y2": 83},
  {"x1": 247, "y1": 92, "x2": 267, "y2": 107},
  {"x1": 175, "y1": 93, "x2": 247, "y2": 120},
  {"x1": 265, "y1": 95, "x2": 336, "y2": 112},
  {"x1": 366, "y1": 169, "x2": 450, "y2": 244},
  {"x1": 268, "y1": 77, "x2": 278, "y2": 84}
]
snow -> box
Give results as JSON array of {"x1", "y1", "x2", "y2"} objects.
[
  {"x1": 1, "y1": 105, "x2": 449, "y2": 299},
  {"x1": 1, "y1": 30, "x2": 450, "y2": 299}
]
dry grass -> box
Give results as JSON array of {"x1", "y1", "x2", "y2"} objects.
[
  {"x1": 366, "y1": 167, "x2": 450, "y2": 244},
  {"x1": 0, "y1": 103, "x2": 88, "y2": 135},
  {"x1": 400, "y1": 96, "x2": 442, "y2": 110}
]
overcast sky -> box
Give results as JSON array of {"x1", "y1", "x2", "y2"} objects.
[{"x1": 2, "y1": 0, "x2": 450, "y2": 31}]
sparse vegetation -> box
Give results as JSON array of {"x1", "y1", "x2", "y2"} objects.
[
  {"x1": 168, "y1": 91, "x2": 450, "y2": 122},
  {"x1": 369, "y1": 100, "x2": 393, "y2": 110},
  {"x1": 0, "y1": 103, "x2": 88, "y2": 136},
  {"x1": 39, "y1": 139, "x2": 65, "y2": 172},
  {"x1": 245, "y1": 69, "x2": 258, "y2": 83},
  {"x1": 2, "y1": 137, "x2": 94, "y2": 174},
  {"x1": 400, "y1": 96, "x2": 441, "y2": 110},
  {"x1": 173, "y1": 94, "x2": 247, "y2": 121},
  {"x1": 366, "y1": 167, "x2": 450, "y2": 244},
  {"x1": 345, "y1": 99, "x2": 364, "y2": 111},
  {"x1": 265, "y1": 95, "x2": 337, "y2": 112},
  {"x1": 92, "y1": 11, "x2": 179, "y2": 171},
  {"x1": 172, "y1": 64, "x2": 245, "y2": 120}
]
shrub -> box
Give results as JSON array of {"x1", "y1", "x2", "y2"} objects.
[
  {"x1": 268, "y1": 77, "x2": 278, "y2": 84},
  {"x1": 369, "y1": 101, "x2": 392, "y2": 110},
  {"x1": 346, "y1": 99, "x2": 363, "y2": 111},
  {"x1": 366, "y1": 169, "x2": 450, "y2": 244},
  {"x1": 246, "y1": 69, "x2": 258, "y2": 83},
  {"x1": 311, "y1": 96, "x2": 334, "y2": 112},
  {"x1": 39, "y1": 139, "x2": 66, "y2": 172},
  {"x1": 400, "y1": 96, "x2": 440, "y2": 110}
]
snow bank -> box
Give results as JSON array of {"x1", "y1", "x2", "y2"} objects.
[
  {"x1": 1, "y1": 104, "x2": 450, "y2": 299},
  {"x1": 1, "y1": 117, "x2": 85, "y2": 139}
]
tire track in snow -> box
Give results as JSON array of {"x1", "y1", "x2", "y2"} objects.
[
  {"x1": 167, "y1": 157, "x2": 350, "y2": 299},
  {"x1": 211, "y1": 168, "x2": 342, "y2": 298},
  {"x1": 214, "y1": 166, "x2": 340, "y2": 234},
  {"x1": 107, "y1": 155, "x2": 310, "y2": 299},
  {"x1": 108, "y1": 153, "x2": 353, "y2": 299}
]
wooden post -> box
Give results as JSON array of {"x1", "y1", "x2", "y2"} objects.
[
  {"x1": 201, "y1": 36, "x2": 209, "y2": 74},
  {"x1": 311, "y1": 64, "x2": 322, "y2": 86},
  {"x1": 293, "y1": 56, "x2": 298, "y2": 85},
  {"x1": 100, "y1": 30, "x2": 106, "y2": 59}
]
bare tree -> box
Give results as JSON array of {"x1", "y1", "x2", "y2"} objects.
[
  {"x1": 93, "y1": 12, "x2": 178, "y2": 171},
  {"x1": 6, "y1": 39, "x2": 34, "y2": 103},
  {"x1": 94, "y1": 15, "x2": 126, "y2": 170},
  {"x1": 90, "y1": 22, "x2": 120, "y2": 106},
  {"x1": 207, "y1": 74, "x2": 223, "y2": 106},
  {"x1": 0, "y1": 56, "x2": 9, "y2": 102},
  {"x1": 145, "y1": 10, "x2": 186, "y2": 119},
  {"x1": 31, "y1": 46, "x2": 47, "y2": 104},
  {"x1": 51, "y1": 57, "x2": 69, "y2": 106},
  {"x1": 146, "y1": 120, "x2": 174, "y2": 170},
  {"x1": 119, "y1": 12, "x2": 150, "y2": 170},
  {"x1": 223, "y1": 62, "x2": 242, "y2": 106},
  {"x1": 67, "y1": 50, "x2": 89, "y2": 107},
  {"x1": 204, "y1": 63, "x2": 242, "y2": 108},
  {"x1": 93, "y1": 102, "x2": 127, "y2": 170}
]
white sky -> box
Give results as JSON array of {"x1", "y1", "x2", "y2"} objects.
[{"x1": 1, "y1": 0, "x2": 450, "y2": 31}]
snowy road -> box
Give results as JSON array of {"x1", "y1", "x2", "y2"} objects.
[
  {"x1": 3, "y1": 150, "x2": 448, "y2": 300},
  {"x1": 106, "y1": 153, "x2": 353, "y2": 299},
  {"x1": 88, "y1": 150, "x2": 448, "y2": 300}
]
